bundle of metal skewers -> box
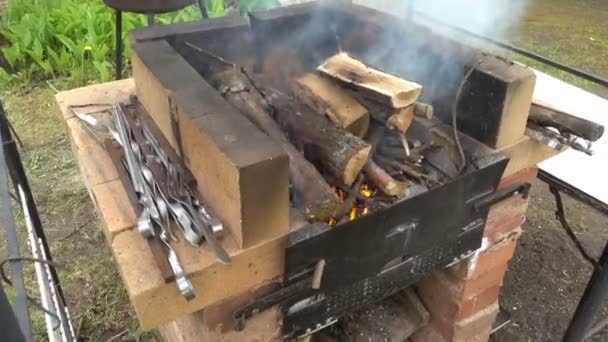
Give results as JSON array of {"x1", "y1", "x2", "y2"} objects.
[{"x1": 110, "y1": 104, "x2": 231, "y2": 300}]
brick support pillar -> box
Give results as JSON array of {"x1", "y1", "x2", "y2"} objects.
[{"x1": 412, "y1": 168, "x2": 538, "y2": 342}]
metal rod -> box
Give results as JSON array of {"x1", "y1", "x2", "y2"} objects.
[
  {"x1": 197, "y1": 0, "x2": 208, "y2": 19},
  {"x1": 115, "y1": 9, "x2": 123, "y2": 80},
  {"x1": 415, "y1": 12, "x2": 608, "y2": 88},
  {"x1": 0, "y1": 113, "x2": 32, "y2": 341},
  {"x1": 19, "y1": 185, "x2": 60, "y2": 342},
  {"x1": 564, "y1": 242, "x2": 608, "y2": 341}
]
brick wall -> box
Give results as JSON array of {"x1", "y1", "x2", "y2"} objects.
[{"x1": 412, "y1": 168, "x2": 538, "y2": 342}]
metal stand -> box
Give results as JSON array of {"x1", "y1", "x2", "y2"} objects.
[
  {"x1": 110, "y1": 1, "x2": 209, "y2": 80},
  {"x1": 564, "y1": 243, "x2": 608, "y2": 341},
  {"x1": 114, "y1": 9, "x2": 122, "y2": 80},
  {"x1": 539, "y1": 171, "x2": 608, "y2": 341}
]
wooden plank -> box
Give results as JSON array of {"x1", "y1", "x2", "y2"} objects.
[
  {"x1": 457, "y1": 55, "x2": 536, "y2": 149},
  {"x1": 498, "y1": 135, "x2": 560, "y2": 178},
  {"x1": 56, "y1": 79, "x2": 295, "y2": 330},
  {"x1": 132, "y1": 40, "x2": 290, "y2": 248},
  {"x1": 318, "y1": 53, "x2": 423, "y2": 108},
  {"x1": 55, "y1": 79, "x2": 134, "y2": 120},
  {"x1": 158, "y1": 307, "x2": 281, "y2": 342},
  {"x1": 291, "y1": 73, "x2": 370, "y2": 137}
]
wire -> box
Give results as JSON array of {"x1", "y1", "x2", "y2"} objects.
[
  {"x1": 452, "y1": 61, "x2": 481, "y2": 175},
  {"x1": 550, "y1": 186, "x2": 601, "y2": 270},
  {"x1": 0, "y1": 257, "x2": 59, "y2": 286}
]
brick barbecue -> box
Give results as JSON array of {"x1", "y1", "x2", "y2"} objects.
[{"x1": 57, "y1": 2, "x2": 570, "y2": 341}]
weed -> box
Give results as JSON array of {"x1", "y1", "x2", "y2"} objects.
[{"x1": 0, "y1": 0, "x2": 278, "y2": 86}]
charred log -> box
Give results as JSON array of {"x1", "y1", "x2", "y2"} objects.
[{"x1": 211, "y1": 71, "x2": 339, "y2": 221}]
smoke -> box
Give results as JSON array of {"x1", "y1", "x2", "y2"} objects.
[
  {"x1": 354, "y1": 0, "x2": 528, "y2": 41},
  {"x1": 272, "y1": 0, "x2": 529, "y2": 104}
]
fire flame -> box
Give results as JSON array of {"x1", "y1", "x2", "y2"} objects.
[{"x1": 326, "y1": 183, "x2": 374, "y2": 226}]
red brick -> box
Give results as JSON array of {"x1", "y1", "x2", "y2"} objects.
[
  {"x1": 484, "y1": 195, "x2": 527, "y2": 243},
  {"x1": 411, "y1": 322, "x2": 449, "y2": 342},
  {"x1": 467, "y1": 231, "x2": 520, "y2": 280},
  {"x1": 497, "y1": 167, "x2": 538, "y2": 190},
  {"x1": 462, "y1": 263, "x2": 508, "y2": 300},
  {"x1": 457, "y1": 285, "x2": 500, "y2": 320},
  {"x1": 416, "y1": 271, "x2": 464, "y2": 318},
  {"x1": 453, "y1": 303, "x2": 499, "y2": 342}
]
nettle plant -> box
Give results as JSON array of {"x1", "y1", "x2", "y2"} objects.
[{"x1": 0, "y1": 0, "x2": 277, "y2": 85}]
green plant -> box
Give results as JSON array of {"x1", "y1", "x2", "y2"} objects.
[{"x1": 0, "y1": 0, "x2": 273, "y2": 86}]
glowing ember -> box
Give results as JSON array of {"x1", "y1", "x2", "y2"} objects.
[
  {"x1": 349, "y1": 207, "x2": 357, "y2": 221},
  {"x1": 362, "y1": 206, "x2": 370, "y2": 216},
  {"x1": 328, "y1": 217, "x2": 337, "y2": 226},
  {"x1": 360, "y1": 184, "x2": 373, "y2": 198}
]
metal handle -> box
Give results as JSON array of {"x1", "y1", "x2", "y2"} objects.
[{"x1": 473, "y1": 182, "x2": 531, "y2": 211}]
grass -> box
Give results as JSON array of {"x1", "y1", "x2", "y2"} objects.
[
  {"x1": 0, "y1": 0, "x2": 605, "y2": 340},
  {"x1": 508, "y1": 0, "x2": 608, "y2": 95},
  {"x1": 1, "y1": 85, "x2": 156, "y2": 341}
]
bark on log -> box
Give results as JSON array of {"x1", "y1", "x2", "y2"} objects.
[
  {"x1": 414, "y1": 102, "x2": 434, "y2": 120},
  {"x1": 529, "y1": 104, "x2": 604, "y2": 141},
  {"x1": 363, "y1": 125, "x2": 409, "y2": 197},
  {"x1": 363, "y1": 160, "x2": 408, "y2": 197},
  {"x1": 318, "y1": 53, "x2": 423, "y2": 108},
  {"x1": 260, "y1": 85, "x2": 372, "y2": 187},
  {"x1": 290, "y1": 73, "x2": 370, "y2": 138},
  {"x1": 358, "y1": 98, "x2": 415, "y2": 134},
  {"x1": 211, "y1": 71, "x2": 339, "y2": 221}
]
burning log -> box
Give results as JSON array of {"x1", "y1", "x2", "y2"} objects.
[
  {"x1": 363, "y1": 160, "x2": 408, "y2": 197},
  {"x1": 318, "y1": 53, "x2": 422, "y2": 108},
  {"x1": 290, "y1": 73, "x2": 370, "y2": 138},
  {"x1": 357, "y1": 97, "x2": 434, "y2": 135},
  {"x1": 363, "y1": 125, "x2": 409, "y2": 197},
  {"x1": 260, "y1": 85, "x2": 372, "y2": 187},
  {"x1": 210, "y1": 71, "x2": 339, "y2": 221}
]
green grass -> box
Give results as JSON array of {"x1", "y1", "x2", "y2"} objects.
[
  {"x1": 509, "y1": 0, "x2": 608, "y2": 94},
  {"x1": 2, "y1": 86, "x2": 156, "y2": 341}
]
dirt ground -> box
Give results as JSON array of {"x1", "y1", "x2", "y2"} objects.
[{"x1": 0, "y1": 0, "x2": 606, "y2": 341}]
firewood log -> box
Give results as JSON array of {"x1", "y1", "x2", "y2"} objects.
[
  {"x1": 414, "y1": 102, "x2": 434, "y2": 120},
  {"x1": 318, "y1": 53, "x2": 423, "y2": 108},
  {"x1": 358, "y1": 97, "x2": 415, "y2": 134},
  {"x1": 363, "y1": 125, "x2": 409, "y2": 197},
  {"x1": 529, "y1": 104, "x2": 604, "y2": 141},
  {"x1": 363, "y1": 160, "x2": 408, "y2": 197},
  {"x1": 290, "y1": 73, "x2": 370, "y2": 138},
  {"x1": 259, "y1": 85, "x2": 372, "y2": 187},
  {"x1": 210, "y1": 71, "x2": 339, "y2": 221}
]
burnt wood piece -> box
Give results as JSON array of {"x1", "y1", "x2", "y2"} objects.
[
  {"x1": 414, "y1": 102, "x2": 434, "y2": 120},
  {"x1": 529, "y1": 104, "x2": 604, "y2": 141},
  {"x1": 318, "y1": 53, "x2": 423, "y2": 108},
  {"x1": 290, "y1": 73, "x2": 370, "y2": 138},
  {"x1": 455, "y1": 54, "x2": 536, "y2": 149},
  {"x1": 211, "y1": 71, "x2": 339, "y2": 221},
  {"x1": 259, "y1": 83, "x2": 372, "y2": 187},
  {"x1": 359, "y1": 97, "x2": 415, "y2": 134},
  {"x1": 363, "y1": 125, "x2": 408, "y2": 197},
  {"x1": 375, "y1": 155, "x2": 428, "y2": 183}
]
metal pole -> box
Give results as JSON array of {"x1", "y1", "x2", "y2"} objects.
[
  {"x1": 115, "y1": 9, "x2": 123, "y2": 80},
  {"x1": 0, "y1": 113, "x2": 32, "y2": 341},
  {"x1": 564, "y1": 242, "x2": 608, "y2": 341}
]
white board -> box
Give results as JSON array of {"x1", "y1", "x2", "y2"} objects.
[{"x1": 532, "y1": 69, "x2": 608, "y2": 204}]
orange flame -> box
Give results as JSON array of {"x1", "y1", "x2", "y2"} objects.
[{"x1": 360, "y1": 183, "x2": 373, "y2": 198}]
